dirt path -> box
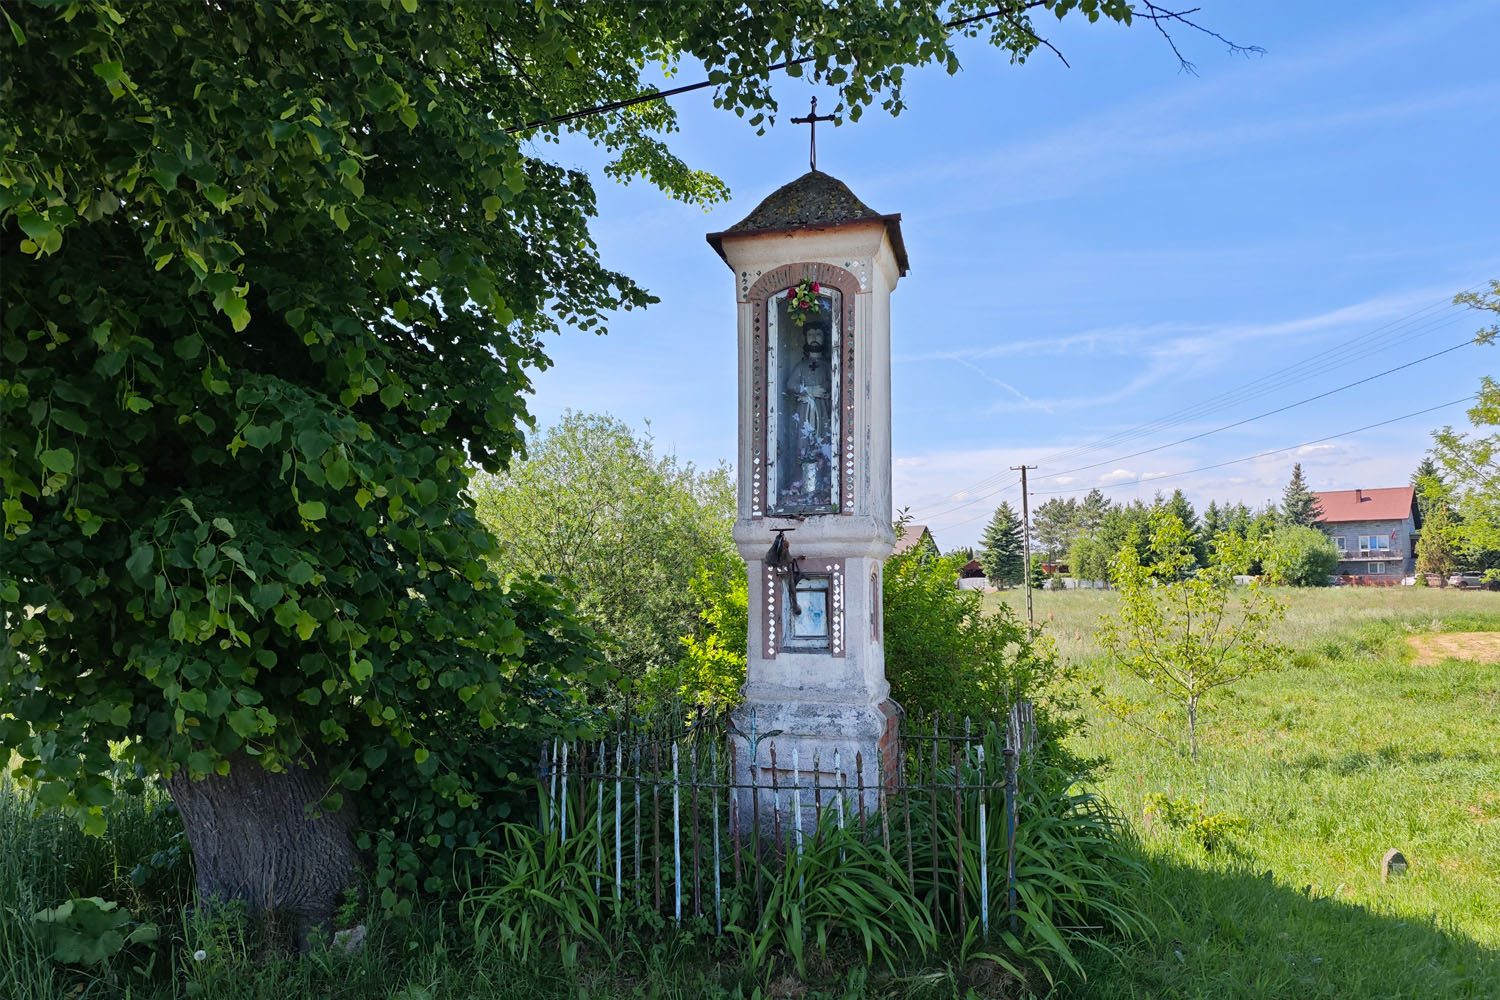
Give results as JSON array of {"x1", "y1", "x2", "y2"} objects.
[{"x1": 1406, "y1": 631, "x2": 1500, "y2": 665}]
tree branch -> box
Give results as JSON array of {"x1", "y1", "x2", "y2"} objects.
[{"x1": 1134, "y1": 3, "x2": 1265, "y2": 76}]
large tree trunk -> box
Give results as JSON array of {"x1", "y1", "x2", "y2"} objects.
[{"x1": 166, "y1": 751, "x2": 361, "y2": 943}]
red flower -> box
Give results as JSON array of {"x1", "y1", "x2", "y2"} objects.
[{"x1": 811, "y1": 282, "x2": 820, "y2": 293}]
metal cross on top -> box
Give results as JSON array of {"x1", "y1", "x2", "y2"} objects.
[{"x1": 790, "y1": 97, "x2": 836, "y2": 172}]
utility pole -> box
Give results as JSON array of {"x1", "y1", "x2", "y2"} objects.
[{"x1": 1010, "y1": 465, "x2": 1037, "y2": 628}]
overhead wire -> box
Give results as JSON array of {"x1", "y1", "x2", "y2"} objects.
[
  {"x1": 916, "y1": 286, "x2": 1484, "y2": 519},
  {"x1": 933, "y1": 394, "x2": 1476, "y2": 531},
  {"x1": 1032, "y1": 395, "x2": 1479, "y2": 497},
  {"x1": 919, "y1": 323, "x2": 1477, "y2": 525},
  {"x1": 1033, "y1": 293, "x2": 1473, "y2": 469},
  {"x1": 1026, "y1": 336, "x2": 1476, "y2": 482}
]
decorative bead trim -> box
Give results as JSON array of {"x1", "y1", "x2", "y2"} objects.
[
  {"x1": 762, "y1": 561, "x2": 777, "y2": 658},
  {"x1": 828, "y1": 560, "x2": 846, "y2": 657}
]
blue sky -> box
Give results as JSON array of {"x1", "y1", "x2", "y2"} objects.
[{"x1": 523, "y1": 2, "x2": 1500, "y2": 548}]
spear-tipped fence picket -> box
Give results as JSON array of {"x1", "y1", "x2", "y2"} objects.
[{"x1": 535, "y1": 700, "x2": 1037, "y2": 941}]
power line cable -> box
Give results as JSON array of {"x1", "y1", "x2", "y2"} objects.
[
  {"x1": 1035, "y1": 298, "x2": 1470, "y2": 469},
  {"x1": 933, "y1": 393, "x2": 1474, "y2": 532},
  {"x1": 1026, "y1": 394, "x2": 1477, "y2": 499},
  {"x1": 1032, "y1": 336, "x2": 1476, "y2": 482},
  {"x1": 919, "y1": 286, "x2": 1483, "y2": 515},
  {"x1": 920, "y1": 330, "x2": 1475, "y2": 524}
]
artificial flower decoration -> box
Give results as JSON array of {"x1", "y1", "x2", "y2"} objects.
[{"x1": 786, "y1": 278, "x2": 822, "y2": 326}]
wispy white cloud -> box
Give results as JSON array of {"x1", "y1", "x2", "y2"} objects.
[{"x1": 901, "y1": 286, "x2": 1468, "y2": 416}]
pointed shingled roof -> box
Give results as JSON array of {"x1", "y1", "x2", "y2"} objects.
[{"x1": 706, "y1": 169, "x2": 908, "y2": 275}]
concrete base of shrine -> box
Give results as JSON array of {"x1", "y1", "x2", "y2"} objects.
[{"x1": 728, "y1": 696, "x2": 901, "y2": 837}]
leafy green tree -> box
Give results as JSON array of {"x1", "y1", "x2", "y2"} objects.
[
  {"x1": 471, "y1": 411, "x2": 737, "y2": 684},
  {"x1": 1411, "y1": 456, "x2": 1443, "y2": 522},
  {"x1": 883, "y1": 551, "x2": 1065, "y2": 720},
  {"x1": 1415, "y1": 500, "x2": 1458, "y2": 586},
  {"x1": 4, "y1": 0, "x2": 670, "y2": 927},
  {"x1": 673, "y1": 569, "x2": 749, "y2": 710},
  {"x1": 1075, "y1": 489, "x2": 1110, "y2": 536},
  {"x1": 1067, "y1": 534, "x2": 1104, "y2": 587},
  {"x1": 1029, "y1": 552, "x2": 1047, "y2": 590},
  {"x1": 1223, "y1": 501, "x2": 1254, "y2": 539},
  {"x1": 1263, "y1": 525, "x2": 1339, "y2": 587},
  {"x1": 1097, "y1": 510, "x2": 1287, "y2": 760},
  {"x1": 980, "y1": 501, "x2": 1025, "y2": 587},
  {"x1": 1280, "y1": 463, "x2": 1321, "y2": 527},
  {"x1": 1427, "y1": 282, "x2": 1500, "y2": 579}
]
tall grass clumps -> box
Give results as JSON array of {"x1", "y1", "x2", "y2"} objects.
[{"x1": 895, "y1": 730, "x2": 1153, "y2": 989}]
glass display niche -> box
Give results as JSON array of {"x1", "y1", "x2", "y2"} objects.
[{"x1": 767, "y1": 284, "x2": 841, "y2": 514}]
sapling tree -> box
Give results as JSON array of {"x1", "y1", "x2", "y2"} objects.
[{"x1": 1096, "y1": 510, "x2": 1288, "y2": 760}]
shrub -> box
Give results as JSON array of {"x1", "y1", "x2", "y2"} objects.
[
  {"x1": 672, "y1": 569, "x2": 750, "y2": 710},
  {"x1": 1144, "y1": 793, "x2": 1246, "y2": 852},
  {"x1": 883, "y1": 550, "x2": 1068, "y2": 721},
  {"x1": 1264, "y1": 525, "x2": 1340, "y2": 586},
  {"x1": 473, "y1": 412, "x2": 739, "y2": 683}
]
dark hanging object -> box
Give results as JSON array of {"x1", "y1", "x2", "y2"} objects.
[{"x1": 766, "y1": 529, "x2": 801, "y2": 615}]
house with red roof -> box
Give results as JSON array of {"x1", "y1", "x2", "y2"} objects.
[{"x1": 1312, "y1": 487, "x2": 1422, "y2": 584}]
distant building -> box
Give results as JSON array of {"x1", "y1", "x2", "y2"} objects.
[
  {"x1": 956, "y1": 558, "x2": 989, "y2": 591},
  {"x1": 1312, "y1": 487, "x2": 1421, "y2": 584},
  {"x1": 891, "y1": 524, "x2": 937, "y2": 558}
]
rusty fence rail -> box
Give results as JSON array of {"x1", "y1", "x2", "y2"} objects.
[{"x1": 535, "y1": 700, "x2": 1037, "y2": 940}]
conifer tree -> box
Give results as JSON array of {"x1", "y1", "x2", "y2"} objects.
[
  {"x1": 1202, "y1": 500, "x2": 1224, "y2": 540},
  {"x1": 980, "y1": 501, "x2": 1025, "y2": 588},
  {"x1": 1411, "y1": 455, "x2": 1443, "y2": 522},
  {"x1": 1416, "y1": 500, "x2": 1458, "y2": 586},
  {"x1": 1280, "y1": 463, "x2": 1321, "y2": 527},
  {"x1": 1165, "y1": 489, "x2": 1205, "y2": 566}
]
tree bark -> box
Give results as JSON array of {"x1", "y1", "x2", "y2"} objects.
[{"x1": 165, "y1": 750, "x2": 361, "y2": 942}]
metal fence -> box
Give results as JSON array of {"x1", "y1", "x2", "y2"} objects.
[{"x1": 536, "y1": 700, "x2": 1037, "y2": 940}]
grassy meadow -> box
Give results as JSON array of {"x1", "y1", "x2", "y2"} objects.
[{"x1": 994, "y1": 585, "x2": 1500, "y2": 999}]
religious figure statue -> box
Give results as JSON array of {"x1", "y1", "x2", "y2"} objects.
[{"x1": 781, "y1": 315, "x2": 834, "y2": 506}]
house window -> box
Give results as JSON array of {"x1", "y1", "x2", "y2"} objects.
[
  {"x1": 1333, "y1": 536, "x2": 1346, "y2": 554},
  {"x1": 1358, "y1": 535, "x2": 1391, "y2": 554},
  {"x1": 1368, "y1": 562, "x2": 1386, "y2": 575}
]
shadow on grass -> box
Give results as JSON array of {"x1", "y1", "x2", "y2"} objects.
[{"x1": 1068, "y1": 853, "x2": 1497, "y2": 1000}]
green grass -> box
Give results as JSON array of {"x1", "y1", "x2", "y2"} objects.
[{"x1": 995, "y1": 585, "x2": 1500, "y2": 999}]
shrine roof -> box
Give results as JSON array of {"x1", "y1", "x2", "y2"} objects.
[{"x1": 706, "y1": 170, "x2": 909, "y2": 275}]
